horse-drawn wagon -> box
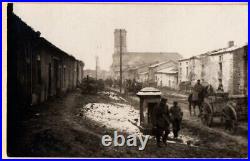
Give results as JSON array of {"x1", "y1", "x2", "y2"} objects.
[{"x1": 200, "y1": 92, "x2": 247, "y2": 131}]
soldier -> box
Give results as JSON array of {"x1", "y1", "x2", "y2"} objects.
[
  {"x1": 193, "y1": 80, "x2": 203, "y2": 100},
  {"x1": 217, "y1": 83, "x2": 224, "y2": 92},
  {"x1": 192, "y1": 80, "x2": 203, "y2": 115},
  {"x1": 152, "y1": 98, "x2": 170, "y2": 147},
  {"x1": 169, "y1": 101, "x2": 183, "y2": 138}
]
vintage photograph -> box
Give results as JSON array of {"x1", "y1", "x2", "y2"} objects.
[{"x1": 4, "y1": 2, "x2": 248, "y2": 158}]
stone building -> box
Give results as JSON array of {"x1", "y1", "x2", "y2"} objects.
[
  {"x1": 110, "y1": 29, "x2": 182, "y2": 82},
  {"x1": 138, "y1": 71, "x2": 149, "y2": 84},
  {"x1": 201, "y1": 42, "x2": 248, "y2": 95},
  {"x1": 155, "y1": 65, "x2": 178, "y2": 89},
  {"x1": 148, "y1": 60, "x2": 178, "y2": 85},
  {"x1": 178, "y1": 41, "x2": 248, "y2": 95},
  {"x1": 178, "y1": 56, "x2": 201, "y2": 86},
  {"x1": 137, "y1": 65, "x2": 150, "y2": 84}
]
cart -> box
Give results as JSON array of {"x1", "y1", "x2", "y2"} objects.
[{"x1": 200, "y1": 92, "x2": 247, "y2": 132}]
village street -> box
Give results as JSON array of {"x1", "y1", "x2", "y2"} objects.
[
  {"x1": 12, "y1": 88, "x2": 247, "y2": 158},
  {"x1": 6, "y1": 3, "x2": 248, "y2": 159}
]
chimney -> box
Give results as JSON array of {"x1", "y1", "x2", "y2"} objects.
[{"x1": 228, "y1": 41, "x2": 234, "y2": 48}]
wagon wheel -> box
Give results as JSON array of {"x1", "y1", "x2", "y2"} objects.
[
  {"x1": 222, "y1": 103, "x2": 238, "y2": 133},
  {"x1": 200, "y1": 102, "x2": 213, "y2": 127}
]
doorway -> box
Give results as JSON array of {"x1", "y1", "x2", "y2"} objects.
[{"x1": 147, "y1": 103, "x2": 157, "y2": 125}]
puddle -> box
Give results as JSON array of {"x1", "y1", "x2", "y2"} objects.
[{"x1": 166, "y1": 132, "x2": 200, "y2": 147}]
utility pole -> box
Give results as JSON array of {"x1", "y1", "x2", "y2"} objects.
[
  {"x1": 95, "y1": 55, "x2": 98, "y2": 93},
  {"x1": 119, "y1": 29, "x2": 123, "y2": 93},
  {"x1": 96, "y1": 55, "x2": 98, "y2": 81}
]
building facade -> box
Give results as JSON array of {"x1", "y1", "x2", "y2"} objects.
[
  {"x1": 148, "y1": 60, "x2": 178, "y2": 85},
  {"x1": 7, "y1": 5, "x2": 85, "y2": 106},
  {"x1": 201, "y1": 44, "x2": 248, "y2": 95},
  {"x1": 110, "y1": 29, "x2": 182, "y2": 82},
  {"x1": 155, "y1": 66, "x2": 178, "y2": 89},
  {"x1": 178, "y1": 56, "x2": 201, "y2": 86},
  {"x1": 178, "y1": 41, "x2": 248, "y2": 95}
]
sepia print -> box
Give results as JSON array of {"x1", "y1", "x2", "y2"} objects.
[{"x1": 3, "y1": 2, "x2": 248, "y2": 158}]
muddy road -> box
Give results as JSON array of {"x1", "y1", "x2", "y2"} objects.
[
  {"x1": 161, "y1": 90, "x2": 248, "y2": 145},
  {"x1": 11, "y1": 89, "x2": 247, "y2": 158}
]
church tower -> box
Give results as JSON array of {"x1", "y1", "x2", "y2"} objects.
[
  {"x1": 111, "y1": 29, "x2": 127, "y2": 79},
  {"x1": 114, "y1": 29, "x2": 127, "y2": 54}
]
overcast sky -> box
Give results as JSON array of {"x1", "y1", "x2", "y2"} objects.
[{"x1": 14, "y1": 3, "x2": 248, "y2": 70}]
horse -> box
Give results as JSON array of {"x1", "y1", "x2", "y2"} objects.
[{"x1": 188, "y1": 85, "x2": 212, "y2": 116}]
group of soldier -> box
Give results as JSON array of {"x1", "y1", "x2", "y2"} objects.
[
  {"x1": 149, "y1": 79, "x2": 227, "y2": 147},
  {"x1": 152, "y1": 98, "x2": 183, "y2": 147}
]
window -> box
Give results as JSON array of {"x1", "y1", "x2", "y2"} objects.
[
  {"x1": 219, "y1": 55, "x2": 223, "y2": 62},
  {"x1": 179, "y1": 62, "x2": 182, "y2": 66},
  {"x1": 186, "y1": 67, "x2": 189, "y2": 77},
  {"x1": 186, "y1": 62, "x2": 188, "y2": 65},
  {"x1": 219, "y1": 62, "x2": 222, "y2": 71},
  {"x1": 180, "y1": 68, "x2": 182, "y2": 75}
]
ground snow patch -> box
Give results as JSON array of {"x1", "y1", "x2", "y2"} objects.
[
  {"x1": 99, "y1": 91, "x2": 127, "y2": 102},
  {"x1": 170, "y1": 93, "x2": 188, "y2": 98},
  {"x1": 83, "y1": 103, "x2": 141, "y2": 135}
]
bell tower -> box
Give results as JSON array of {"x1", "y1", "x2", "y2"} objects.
[{"x1": 114, "y1": 29, "x2": 127, "y2": 54}]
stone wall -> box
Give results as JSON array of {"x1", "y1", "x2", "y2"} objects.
[
  {"x1": 205, "y1": 53, "x2": 233, "y2": 94},
  {"x1": 178, "y1": 45, "x2": 247, "y2": 95},
  {"x1": 232, "y1": 47, "x2": 248, "y2": 95},
  {"x1": 178, "y1": 59, "x2": 189, "y2": 83}
]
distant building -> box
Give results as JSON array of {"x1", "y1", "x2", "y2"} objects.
[
  {"x1": 148, "y1": 60, "x2": 178, "y2": 85},
  {"x1": 178, "y1": 56, "x2": 201, "y2": 85},
  {"x1": 138, "y1": 71, "x2": 149, "y2": 84},
  {"x1": 146, "y1": 60, "x2": 178, "y2": 88},
  {"x1": 84, "y1": 69, "x2": 111, "y2": 80},
  {"x1": 110, "y1": 29, "x2": 182, "y2": 82},
  {"x1": 124, "y1": 63, "x2": 151, "y2": 82},
  {"x1": 84, "y1": 69, "x2": 96, "y2": 78},
  {"x1": 155, "y1": 66, "x2": 178, "y2": 89},
  {"x1": 178, "y1": 41, "x2": 248, "y2": 95}
]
